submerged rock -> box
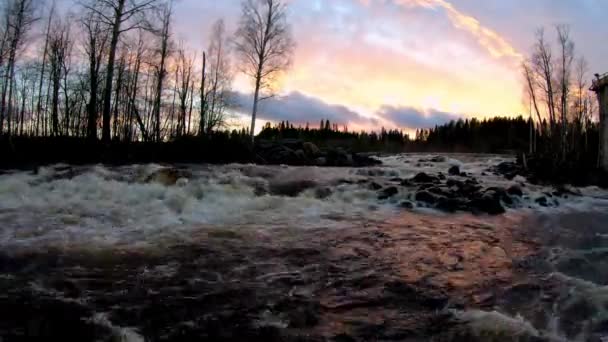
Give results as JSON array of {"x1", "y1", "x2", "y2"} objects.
[
  {"x1": 400, "y1": 201, "x2": 414, "y2": 209},
  {"x1": 469, "y1": 194, "x2": 506, "y2": 215},
  {"x1": 412, "y1": 173, "x2": 439, "y2": 184},
  {"x1": 145, "y1": 168, "x2": 191, "y2": 186},
  {"x1": 535, "y1": 196, "x2": 548, "y2": 207},
  {"x1": 448, "y1": 165, "x2": 461, "y2": 176},
  {"x1": 269, "y1": 179, "x2": 318, "y2": 197},
  {"x1": 507, "y1": 185, "x2": 524, "y2": 197},
  {"x1": 416, "y1": 191, "x2": 439, "y2": 204},
  {"x1": 378, "y1": 187, "x2": 399, "y2": 200}
]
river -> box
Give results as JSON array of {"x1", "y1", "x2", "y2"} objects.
[{"x1": 0, "y1": 154, "x2": 607, "y2": 341}]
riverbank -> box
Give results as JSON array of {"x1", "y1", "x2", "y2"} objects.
[{"x1": 0, "y1": 136, "x2": 381, "y2": 170}]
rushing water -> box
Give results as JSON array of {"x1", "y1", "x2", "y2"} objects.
[{"x1": 0, "y1": 154, "x2": 607, "y2": 341}]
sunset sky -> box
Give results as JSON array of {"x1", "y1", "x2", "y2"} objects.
[{"x1": 172, "y1": 0, "x2": 608, "y2": 132}]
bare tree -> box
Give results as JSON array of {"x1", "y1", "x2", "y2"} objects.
[
  {"x1": 556, "y1": 24, "x2": 574, "y2": 158},
  {"x1": 199, "y1": 51, "x2": 206, "y2": 135},
  {"x1": 48, "y1": 19, "x2": 71, "y2": 136},
  {"x1": 175, "y1": 45, "x2": 194, "y2": 136},
  {"x1": 204, "y1": 19, "x2": 232, "y2": 133},
  {"x1": 234, "y1": 0, "x2": 295, "y2": 143},
  {"x1": 81, "y1": 0, "x2": 158, "y2": 143},
  {"x1": 0, "y1": 0, "x2": 38, "y2": 135},
  {"x1": 34, "y1": 0, "x2": 54, "y2": 137},
  {"x1": 82, "y1": 5, "x2": 109, "y2": 140},
  {"x1": 151, "y1": 0, "x2": 171, "y2": 142},
  {"x1": 522, "y1": 60, "x2": 543, "y2": 132},
  {"x1": 531, "y1": 28, "x2": 557, "y2": 133}
]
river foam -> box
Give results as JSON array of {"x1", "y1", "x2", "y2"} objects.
[{"x1": 1, "y1": 154, "x2": 607, "y2": 252}]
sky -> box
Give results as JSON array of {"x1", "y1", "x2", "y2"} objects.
[{"x1": 172, "y1": 0, "x2": 608, "y2": 132}]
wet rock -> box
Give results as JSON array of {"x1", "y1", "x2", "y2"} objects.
[
  {"x1": 438, "y1": 173, "x2": 447, "y2": 180},
  {"x1": 145, "y1": 168, "x2": 191, "y2": 186},
  {"x1": 269, "y1": 179, "x2": 317, "y2": 197},
  {"x1": 352, "y1": 153, "x2": 382, "y2": 167},
  {"x1": 428, "y1": 186, "x2": 450, "y2": 197},
  {"x1": 446, "y1": 179, "x2": 464, "y2": 188},
  {"x1": 384, "y1": 281, "x2": 448, "y2": 310},
  {"x1": 535, "y1": 196, "x2": 548, "y2": 207},
  {"x1": 315, "y1": 187, "x2": 333, "y2": 199},
  {"x1": 369, "y1": 182, "x2": 383, "y2": 191},
  {"x1": 436, "y1": 198, "x2": 466, "y2": 212},
  {"x1": 448, "y1": 166, "x2": 461, "y2": 176},
  {"x1": 378, "y1": 187, "x2": 399, "y2": 200},
  {"x1": 420, "y1": 156, "x2": 446, "y2": 163},
  {"x1": 389, "y1": 177, "x2": 403, "y2": 183},
  {"x1": 303, "y1": 142, "x2": 321, "y2": 157},
  {"x1": 294, "y1": 149, "x2": 306, "y2": 161},
  {"x1": 326, "y1": 148, "x2": 353, "y2": 167},
  {"x1": 315, "y1": 157, "x2": 327, "y2": 166},
  {"x1": 469, "y1": 194, "x2": 506, "y2": 215},
  {"x1": 400, "y1": 201, "x2": 414, "y2": 209},
  {"x1": 507, "y1": 185, "x2": 523, "y2": 197},
  {"x1": 552, "y1": 185, "x2": 581, "y2": 198},
  {"x1": 485, "y1": 187, "x2": 513, "y2": 205},
  {"x1": 412, "y1": 173, "x2": 439, "y2": 184},
  {"x1": 400, "y1": 179, "x2": 413, "y2": 187},
  {"x1": 415, "y1": 191, "x2": 439, "y2": 204},
  {"x1": 494, "y1": 161, "x2": 522, "y2": 180}
]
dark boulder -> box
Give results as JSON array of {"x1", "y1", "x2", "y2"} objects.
[
  {"x1": 400, "y1": 201, "x2": 414, "y2": 209},
  {"x1": 448, "y1": 165, "x2": 460, "y2": 176},
  {"x1": 369, "y1": 182, "x2": 383, "y2": 190},
  {"x1": 378, "y1": 187, "x2": 399, "y2": 200},
  {"x1": 353, "y1": 153, "x2": 382, "y2": 167},
  {"x1": 294, "y1": 149, "x2": 306, "y2": 161},
  {"x1": 446, "y1": 179, "x2": 464, "y2": 188},
  {"x1": 412, "y1": 172, "x2": 439, "y2": 184},
  {"x1": 269, "y1": 179, "x2": 317, "y2": 197},
  {"x1": 469, "y1": 194, "x2": 506, "y2": 215},
  {"x1": 494, "y1": 161, "x2": 522, "y2": 180},
  {"x1": 428, "y1": 186, "x2": 450, "y2": 197},
  {"x1": 485, "y1": 187, "x2": 513, "y2": 206},
  {"x1": 280, "y1": 139, "x2": 304, "y2": 150},
  {"x1": 422, "y1": 156, "x2": 446, "y2": 163},
  {"x1": 436, "y1": 197, "x2": 467, "y2": 212},
  {"x1": 302, "y1": 142, "x2": 321, "y2": 157},
  {"x1": 415, "y1": 191, "x2": 439, "y2": 204},
  {"x1": 326, "y1": 148, "x2": 352, "y2": 166},
  {"x1": 552, "y1": 185, "x2": 581, "y2": 198},
  {"x1": 507, "y1": 185, "x2": 523, "y2": 197},
  {"x1": 535, "y1": 196, "x2": 548, "y2": 207},
  {"x1": 315, "y1": 187, "x2": 333, "y2": 199},
  {"x1": 400, "y1": 179, "x2": 413, "y2": 187},
  {"x1": 145, "y1": 168, "x2": 191, "y2": 186}
]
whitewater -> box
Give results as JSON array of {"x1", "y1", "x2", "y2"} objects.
[{"x1": 1, "y1": 154, "x2": 607, "y2": 341}]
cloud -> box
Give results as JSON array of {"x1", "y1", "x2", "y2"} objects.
[
  {"x1": 378, "y1": 105, "x2": 461, "y2": 129},
  {"x1": 392, "y1": 0, "x2": 523, "y2": 60},
  {"x1": 229, "y1": 91, "x2": 376, "y2": 126}
]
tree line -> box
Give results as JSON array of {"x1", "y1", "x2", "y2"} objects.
[
  {"x1": 521, "y1": 25, "x2": 604, "y2": 170},
  {"x1": 0, "y1": 0, "x2": 294, "y2": 143}
]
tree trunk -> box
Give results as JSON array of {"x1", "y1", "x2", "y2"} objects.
[
  {"x1": 36, "y1": 3, "x2": 54, "y2": 137},
  {"x1": 596, "y1": 85, "x2": 608, "y2": 171},
  {"x1": 199, "y1": 52, "x2": 206, "y2": 135},
  {"x1": 101, "y1": 0, "x2": 126, "y2": 143},
  {"x1": 250, "y1": 71, "x2": 261, "y2": 144}
]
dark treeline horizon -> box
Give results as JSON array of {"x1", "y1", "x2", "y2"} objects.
[{"x1": 0, "y1": 0, "x2": 606, "y2": 174}]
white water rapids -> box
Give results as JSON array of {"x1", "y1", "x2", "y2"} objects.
[{"x1": 1, "y1": 153, "x2": 608, "y2": 341}]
